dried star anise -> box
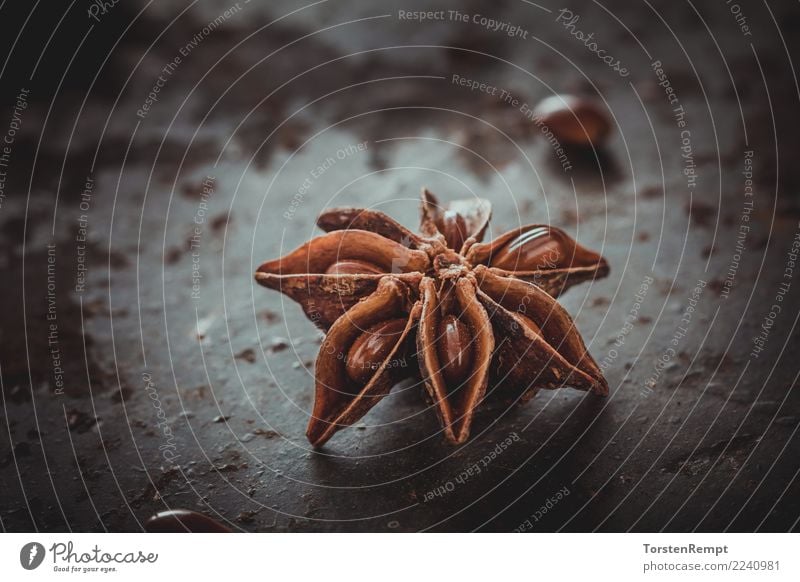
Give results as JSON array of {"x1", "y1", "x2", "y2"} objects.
[{"x1": 255, "y1": 189, "x2": 609, "y2": 446}]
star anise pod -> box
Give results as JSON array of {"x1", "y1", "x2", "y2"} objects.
[{"x1": 255, "y1": 189, "x2": 609, "y2": 446}]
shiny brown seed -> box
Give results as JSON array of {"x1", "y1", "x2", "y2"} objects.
[
  {"x1": 325, "y1": 259, "x2": 383, "y2": 275},
  {"x1": 436, "y1": 315, "x2": 473, "y2": 385},
  {"x1": 532, "y1": 95, "x2": 611, "y2": 147},
  {"x1": 345, "y1": 318, "x2": 407, "y2": 384},
  {"x1": 490, "y1": 227, "x2": 568, "y2": 271},
  {"x1": 145, "y1": 509, "x2": 231, "y2": 532},
  {"x1": 439, "y1": 210, "x2": 468, "y2": 252}
]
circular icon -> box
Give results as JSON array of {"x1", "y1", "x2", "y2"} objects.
[{"x1": 20, "y1": 542, "x2": 45, "y2": 570}]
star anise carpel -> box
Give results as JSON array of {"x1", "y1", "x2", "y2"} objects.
[{"x1": 255, "y1": 189, "x2": 609, "y2": 447}]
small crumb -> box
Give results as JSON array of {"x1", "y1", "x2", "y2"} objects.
[
  {"x1": 66, "y1": 409, "x2": 98, "y2": 433},
  {"x1": 260, "y1": 310, "x2": 280, "y2": 324},
  {"x1": 269, "y1": 338, "x2": 289, "y2": 352},
  {"x1": 640, "y1": 185, "x2": 662, "y2": 199},
  {"x1": 237, "y1": 510, "x2": 258, "y2": 523},
  {"x1": 685, "y1": 199, "x2": 716, "y2": 227},
  {"x1": 707, "y1": 279, "x2": 725, "y2": 295},
  {"x1": 110, "y1": 387, "x2": 133, "y2": 403},
  {"x1": 235, "y1": 348, "x2": 257, "y2": 363},
  {"x1": 210, "y1": 214, "x2": 230, "y2": 233},
  {"x1": 165, "y1": 247, "x2": 182, "y2": 264}
]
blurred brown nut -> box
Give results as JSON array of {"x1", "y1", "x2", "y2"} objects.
[
  {"x1": 532, "y1": 95, "x2": 611, "y2": 147},
  {"x1": 145, "y1": 509, "x2": 231, "y2": 532}
]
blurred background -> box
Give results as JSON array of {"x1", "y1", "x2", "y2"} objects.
[{"x1": 1, "y1": 0, "x2": 799, "y2": 532}]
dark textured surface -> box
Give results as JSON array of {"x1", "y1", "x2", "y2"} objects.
[{"x1": 1, "y1": 0, "x2": 799, "y2": 532}]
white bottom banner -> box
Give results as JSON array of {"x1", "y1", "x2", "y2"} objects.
[{"x1": 1, "y1": 533, "x2": 797, "y2": 581}]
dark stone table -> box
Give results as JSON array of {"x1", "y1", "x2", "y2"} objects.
[{"x1": 1, "y1": 0, "x2": 799, "y2": 532}]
